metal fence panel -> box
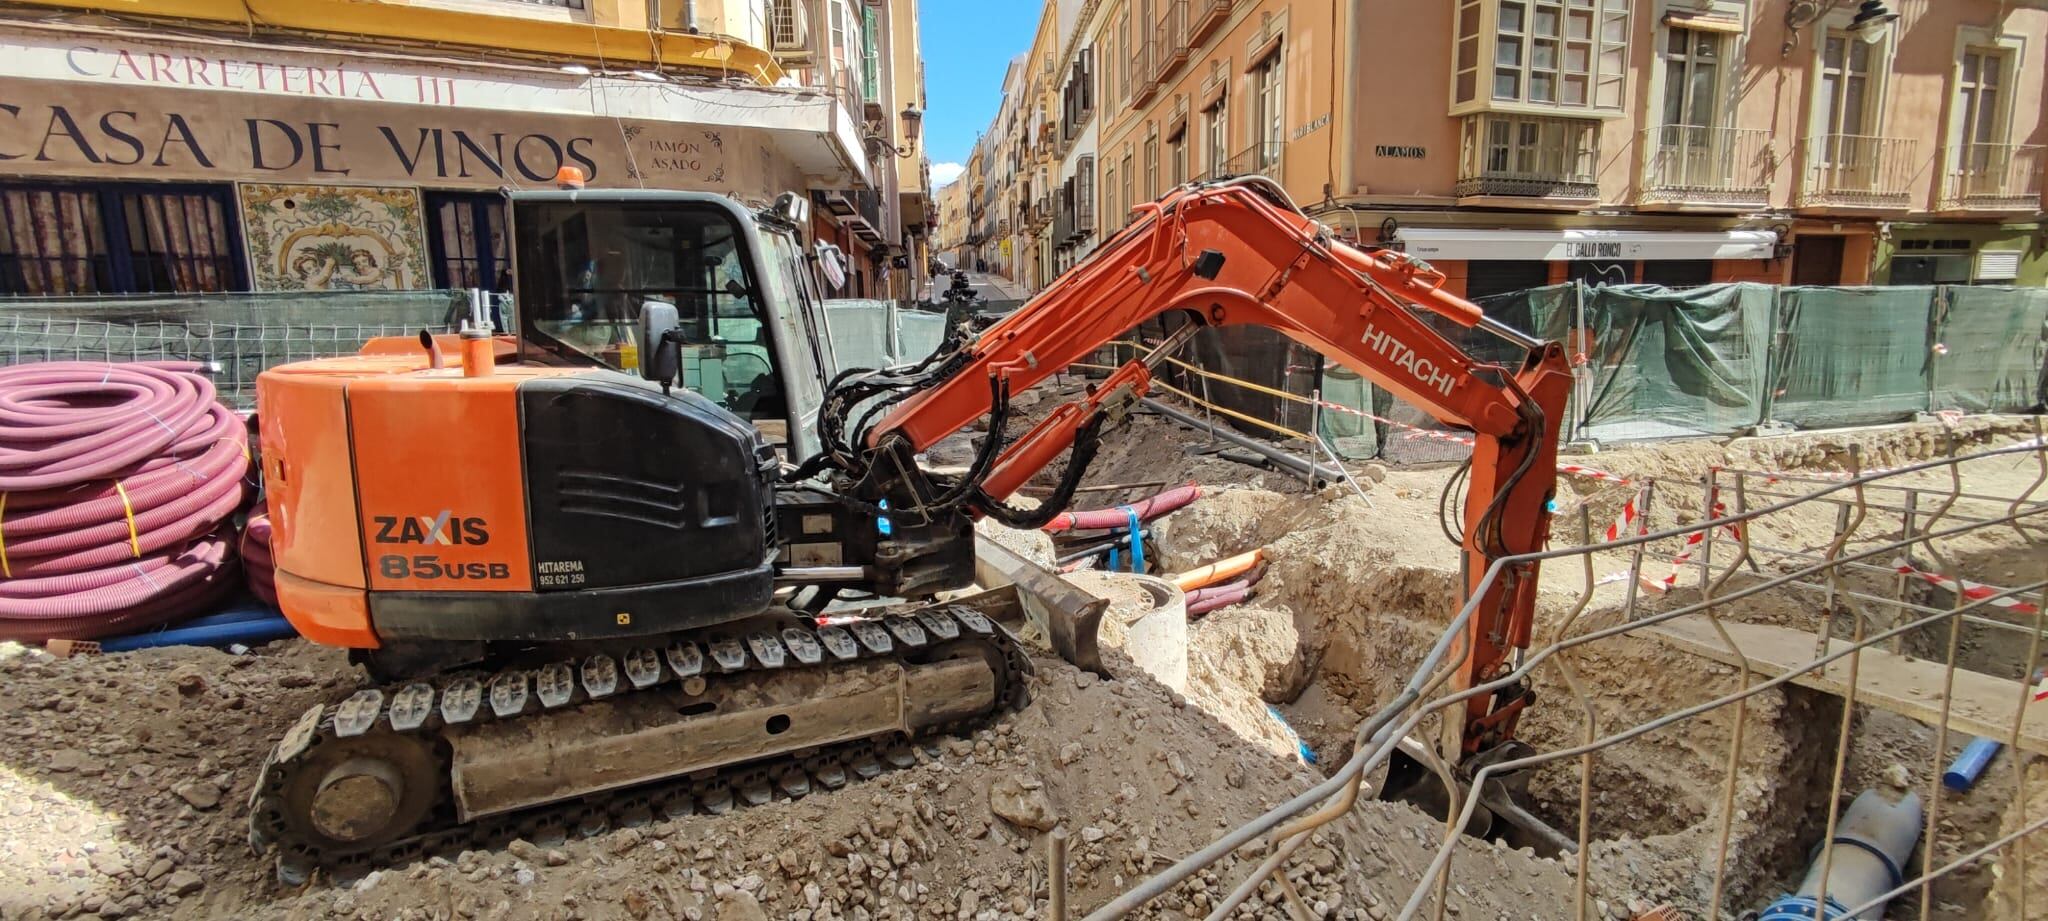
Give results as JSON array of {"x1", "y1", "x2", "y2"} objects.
[
  {"x1": 0, "y1": 290, "x2": 466, "y2": 408},
  {"x1": 821, "y1": 299, "x2": 898, "y2": 373}
]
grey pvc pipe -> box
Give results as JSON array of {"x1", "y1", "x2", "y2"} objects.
[
  {"x1": 1791, "y1": 789, "x2": 1923, "y2": 920},
  {"x1": 1141, "y1": 398, "x2": 1344, "y2": 483}
]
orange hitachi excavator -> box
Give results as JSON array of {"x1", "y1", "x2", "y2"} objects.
[{"x1": 248, "y1": 177, "x2": 1570, "y2": 880}]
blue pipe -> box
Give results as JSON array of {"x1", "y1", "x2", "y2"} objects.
[
  {"x1": 1121, "y1": 507, "x2": 1145, "y2": 574},
  {"x1": 99, "y1": 614, "x2": 297, "y2": 653},
  {"x1": 175, "y1": 603, "x2": 284, "y2": 630},
  {"x1": 1943, "y1": 736, "x2": 2002, "y2": 792}
]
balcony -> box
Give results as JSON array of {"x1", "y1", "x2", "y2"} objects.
[
  {"x1": 817, "y1": 189, "x2": 885, "y2": 243},
  {"x1": 1031, "y1": 194, "x2": 1055, "y2": 229},
  {"x1": 1938, "y1": 143, "x2": 2046, "y2": 212},
  {"x1": 1189, "y1": 0, "x2": 1232, "y2": 45},
  {"x1": 1638, "y1": 126, "x2": 1770, "y2": 210},
  {"x1": 1157, "y1": 1, "x2": 1190, "y2": 83},
  {"x1": 1456, "y1": 113, "x2": 1598, "y2": 204},
  {"x1": 1213, "y1": 142, "x2": 1284, "y2": 183},
  {"x1": 1132, "y1": 38, "x2": 1158, "y2": 106},
  {"x1": 1797, "y1": 135, "x2": 1918, "y2": 212}
]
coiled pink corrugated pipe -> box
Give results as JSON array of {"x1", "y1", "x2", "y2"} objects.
[
  {"x1": 0, "y1": 362, "x2": 251, "y2": 642},
  {"x1": 241, "y1": 503, "x2": 276, "y2": 607}
]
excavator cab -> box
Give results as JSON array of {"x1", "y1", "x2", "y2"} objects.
[{"x1": 509, "y1": 190, "x2": 836, "y2": 461}]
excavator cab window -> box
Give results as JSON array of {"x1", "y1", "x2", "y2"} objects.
[{"x1": 514, "y1": 199, "x2": 791, "y2": 426}]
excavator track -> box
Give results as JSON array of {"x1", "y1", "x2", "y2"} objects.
[{"x1": 246, "y1": 605, "x2": 1031, "y2": 885}]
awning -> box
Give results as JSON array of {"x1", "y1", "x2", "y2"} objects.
[
  {"x1": 1395, "y1": 228, "x2": 1777, "y2": 261},
  {"x1": 0, "y1": 25, "x2": 871, "y2": 190}
]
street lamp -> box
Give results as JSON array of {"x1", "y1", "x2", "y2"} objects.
[
  {"x1": 900, "y1": 106, "x2": 923, "y2": 143},
  {"x1": 1850, "y1": 1, "x2": 1898, "y2": 44}
]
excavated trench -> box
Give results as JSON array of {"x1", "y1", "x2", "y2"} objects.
[{"x1": 1050, "y1": 411, "x2": 2046, "y2": 920}]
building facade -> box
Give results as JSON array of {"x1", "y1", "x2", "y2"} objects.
[
  {"x1": 0, "y1": 0, "x2": 933, "y2": 299},
  {"x1": 933, "y1": 171, "x2": 969, "y2": 270},
  {"x1": 980, "y1": 0, "x2": 2047, "y2": 296}
]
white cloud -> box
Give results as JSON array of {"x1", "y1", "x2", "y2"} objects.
[{"x1": 930, "y1": 162, "x2": 966, "y2": 187}]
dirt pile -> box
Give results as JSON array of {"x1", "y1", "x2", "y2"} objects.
[{"x1": 0, "y1": 634, "x2": 1594, "y2": 921}]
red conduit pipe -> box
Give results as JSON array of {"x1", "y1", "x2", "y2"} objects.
[
  {"x1": 1043, "y1": 483, "x2": 1203, "y2": 533},
  {"x1": 0, "y1": 362, "x2": 251, "y2": 642},
  {"x1": 1185, "y1": 566, "x2": 1267, "y2": 618},
  {"x1": 242, "y1": 504, "x2": 277, "y2": 607},
  {"x1": 1186, "y1": 581, "x2": 1252, "y2": 617}
]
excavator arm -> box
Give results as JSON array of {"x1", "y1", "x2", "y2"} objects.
[{"x1": 828, "y1": 177, "x2": 1571, "y2": 759}]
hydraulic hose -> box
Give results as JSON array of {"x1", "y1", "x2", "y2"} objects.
[{"x1": 0, "y1": 362, "x2": 251, "y2": 642}]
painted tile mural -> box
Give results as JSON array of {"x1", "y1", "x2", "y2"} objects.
[{"x1": 238, "y1": 184, "x2": 431, "y2": 292}]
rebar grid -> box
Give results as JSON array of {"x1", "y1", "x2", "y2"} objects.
[{"x1": 1085, "y1": 437, "x2": 2048, "y2": 921}]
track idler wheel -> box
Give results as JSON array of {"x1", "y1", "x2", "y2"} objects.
[{"x1": 275, "y1": 730, "x2": 442, "y2": 857}]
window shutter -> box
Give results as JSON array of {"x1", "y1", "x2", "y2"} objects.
[{"x1": 1975, "y1": 250, "x2": 2021, "y2": 281}]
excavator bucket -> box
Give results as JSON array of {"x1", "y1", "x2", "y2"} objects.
[
  {"x1": 1375, "y1": 737, "x2": 1578, "y2": 856},
  {"x1": 962, "y1": 537, "x2": 1110, "y2": 676}
]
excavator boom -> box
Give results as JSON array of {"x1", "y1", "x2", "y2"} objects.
[{"x1": 858, "y1": 178, "x2": 1573, "y2": 758}]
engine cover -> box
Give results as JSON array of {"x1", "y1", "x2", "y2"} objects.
[{"x1": 257, "y1": 356, "x2": 776, "y2": 650}]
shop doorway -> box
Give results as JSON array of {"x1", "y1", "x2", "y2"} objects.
[{"x1": 1792, "y1": 235, "x2": 1845, "y2": 286}]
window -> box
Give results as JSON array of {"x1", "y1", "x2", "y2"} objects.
[
  {"x1": 1102, "y1": 162, "x2": 1116, "y2": 230},
  {"x1": 1640, "y1": 259, "x2": 1713, "y2": 288},
  {"x1": 1818, "y1": 32, "x2": 1875, "y2": 138},
  {"x1": 1458, "y1": 112, "x2": 1599, "y2": 197},
  {"x1": 1460, "y1": 0, "x2": 1629, "y2": 111},
  {"x1": 1118, "y1": 14, "x2": 1132, "y2": 102},
  {"x1": 1170, "y1": 135, "x2": 1188, "y2": 186},
  {"x1": 426, "y1": 193, "x2": 509, "y2": 292},
  {"x1": 1205, "y1": 97, "x2": 1229, "y2": 178},
  {"x1": 1144, "y1": 133, "x2": 1159, "y2": 201},
  {"x1": 1660, "y1": 29, "x2": 1724, "y2": 128},
  {"x1": 1956, "y1": 47, "x2": 2009, "y2": 150},
  {"x1": 516, "y1": 200, "x2": 783, "y2": 422},
  {"x1": 1076, "y1": 155, "x2": 1097, "y2": 232},
  {"x1": 860, "y1": 6, "x2": 880, "y2": 104},
  {"x1": 830, "y1": 0, "x2": 847, "y2": 56},
  {"x1": 1253, "y1": 47, "x2": 1285, "y2": 167},
  {"x1": 1120, "y1": 150, "x2": 1134, "y2": 222},
  {"x1": 0, "y1": 182, "x2": 242, "y2": 296}
]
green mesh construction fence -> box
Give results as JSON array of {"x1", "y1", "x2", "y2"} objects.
[
  {"x1": 1318, "y1": 281, "x2": 2043, "y2": 458},
  {"x1": 0, "y1": 290, "x2": 468, "y2": 408},
  {"x1": 1578, "y1": 282, "x2": 1774, "y2": 443},
  {"x1": 1768, "y1": 286, "x2": 1937, "y2": 429},
  {"x1": 1932, "y1": 286, "x2": 2048, "y2": 414}
]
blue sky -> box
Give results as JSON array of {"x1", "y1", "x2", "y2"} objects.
[{"x1": 920, "y1": 1, "x2": 1042, "y2": 187}]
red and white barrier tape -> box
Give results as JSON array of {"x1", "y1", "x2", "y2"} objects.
[
  {"x1": 1400, "y1": 429, "x2": 1479, "y2": 446},
  {"x1": 1603, "y1": 483, "x2": 1647, "y2": 542},
  {"x1": 1890, "y1": 558, "x2": 2041, "y2": 615},
  {"x1": 1559, "y1": 463, "x2": 1635, "y2": 486},
  {"x1": 1637, "y1": 487, "x2": 1744, "y2": 594}
]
